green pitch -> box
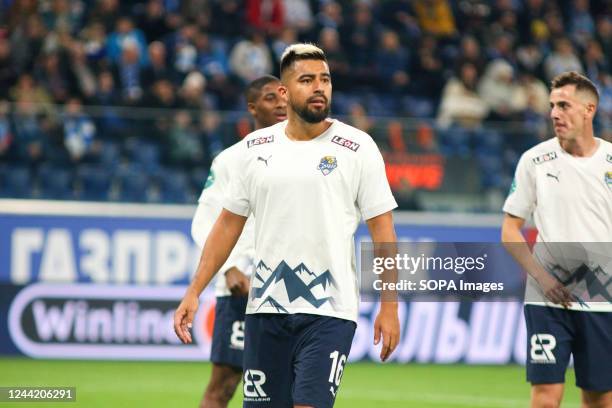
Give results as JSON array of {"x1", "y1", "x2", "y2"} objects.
[{"x1": 0, "y1": 357, "x2": 580, "y2": 407}]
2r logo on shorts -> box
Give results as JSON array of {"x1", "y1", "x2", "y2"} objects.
[
  {"x1": 243, "y1": 369, "x2": 270, "y2": 402},
  {"x1": 230, "y1": 320, "x2": 245, "y2": 350},
  {"x1": 530, "y1": 334, "x2": 557, "y2": 364}
]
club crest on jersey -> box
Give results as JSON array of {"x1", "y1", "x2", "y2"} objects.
[
  {"x1": 605, "y1": 171, "x2": 612, "y2": 190},
  {"x1": 331, "y1": 135, "x2": 360, "y2": 152},
  {"x1": 247, "y1": 135, "x2": 274, "y2": 148},
  {"x1": 318, "y1": 156, "x2": 337, "y2": 176},
  {"x1": 607, "y1": 154, "x2": 612, "y2": 164},
  {"x1": 532, "y1": 152, "x2": 557, "y2": 165}
]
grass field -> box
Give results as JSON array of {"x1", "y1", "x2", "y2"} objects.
[{"x1": 0, "y1": 358, "x2": 581, "y2": 407}]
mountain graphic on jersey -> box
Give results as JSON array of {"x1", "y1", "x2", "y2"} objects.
[
  {"x1": 551, "y1": 264, "x2": 612, "y2": 304},
  {"x1": 252, "y1": 260, "x2": 338, "y2": 309}
]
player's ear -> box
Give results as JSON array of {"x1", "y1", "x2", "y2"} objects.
[
  {"x1": 247, "y1": 102, "x2": 256, "y2": 117},
  {"x1": 584, "y1": 101, "x2": 597, "y2": 118},
  {"x1": 278, "y1": 84, "x2": 288, "y2": 99}
]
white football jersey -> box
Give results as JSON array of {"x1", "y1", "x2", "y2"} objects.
[
  {"x1": 224, "y1": 119, "x2": 397, "y2": 322},
  {"x1": 503, "y1": 137, "x2": 612, "y2": 311},
  {"x1": 191, "y1": 142, "x2": 255, "y2": 297}
]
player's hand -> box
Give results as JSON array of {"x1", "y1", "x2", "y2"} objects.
[
  {"x1": 373, "y1": 304, "x2": 400, "y2": 362},
  {"x1": 537, "y1": 273, "x2": 574, "y2": 308},
  {"x1": 173, "y1": 291, "x2": 199, "y2": 344},
  {"x1": 225, "y1": 267, "x2": 250, "y2": 297}
]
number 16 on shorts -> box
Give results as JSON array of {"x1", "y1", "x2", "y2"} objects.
[{"x1": 328, "y1": 351, "x2": 347, "y2": 397}]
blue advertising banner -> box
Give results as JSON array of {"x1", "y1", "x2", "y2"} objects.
[{"x1": 1, "y1": 201, "x2": 527, "y2": 364}]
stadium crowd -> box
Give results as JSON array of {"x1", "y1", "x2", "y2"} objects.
[{"x1": 0, "y1": 0, "x2": 610, "y2": 204}]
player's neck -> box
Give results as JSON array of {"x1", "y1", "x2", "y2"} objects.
[
  {"x1": 285, "y1": 113, "x2": 332, "y2": 141},
  {"x1": 558, "y1": 132, "x2": 598, "y2": 158}
]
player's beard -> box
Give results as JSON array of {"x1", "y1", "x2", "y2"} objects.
[{"x1": 291, "y1": 96, "x2": 330, "y2": 124}]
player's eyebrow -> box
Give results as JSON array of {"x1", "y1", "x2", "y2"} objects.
[{"x1": 297, "y1": 72, "x2": 331, "y2": 80}]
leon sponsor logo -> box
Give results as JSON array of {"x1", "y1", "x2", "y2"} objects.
[
  {"x1": 8, "y1": 284, "x2": 214, "y2": 360},
  {"x1": 532, "y1": 152, "x2": 557, "y2": 165},
  {"x1": 247, "y1": 135, "x2": 274, "y2": 148},
  {"x1": 331, "y1": 135, "x2": 360, "y2": 152}
]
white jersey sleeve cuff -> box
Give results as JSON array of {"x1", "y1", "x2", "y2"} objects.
[{"x1": 361, "y1": 200, "x2": 398, "y2": 221}]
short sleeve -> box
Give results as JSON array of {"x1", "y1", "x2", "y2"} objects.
[
  {"x1": 503, "y1": 153, "x2": 536, "y2": 219},
  {"x1": 223, "y1": 150, "x2": 251, "y2": 217},
  {"x1": 356, "y1": 140, "x2": 398, "y2": 220}
]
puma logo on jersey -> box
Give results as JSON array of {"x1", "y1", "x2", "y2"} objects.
[
  {"x1": 547, "y1": 172, "x2": 560, "y2": 182},
  {"x1": 258, "y1": 155, "x2": 272, "y2": 166}
]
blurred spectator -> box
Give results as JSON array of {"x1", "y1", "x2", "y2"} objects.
[
  {"x1": 10, "y1": 74, "x2": 54, "y2": 115},
  {"x1": 407, "y1": 35, "x2": 444, "y2": 116},
  {"x1": 583, "y1": 39, "x2": 608, "y2": 83},
  {"x1": 40, "y1": 0, "x2": 84, "y2": 34},
  {"x1": 569, "y1": 0, "x2": 595, "y2": 48},
  {"x1": 379, "y1": 0, "x2": 420, "y2": 45},
  {"x1": 195, "y1": 33, "x2": 229, "y2": 79},
  {"x1": 544, "y1": 37, "x2": 583, "y2": 82},
  {"x1": 271, "y1": 27, "x2": 297, "y2": 63},
  {"x1": 91, "y1": 71, "x2": 125, "y2": 139},
  {"x1": 485, "y1": 33, "x2": 516, "y2": 65},
  {"x1": 437, "y1": 62, "x2": 489, "y2": 130},
  {"x1": 375, "y1": 30, "x2": 409, "y2": 92},
  {"x1": 0, "y1": 36, "x2": 17, "y2": 100},
  {"x1": 136, "y1": 0, "x2": 173, "y2": 42},
  {"x1": 35, "y1": 51, "x2": 73, "y2": 103},
  {"x1": 6, "y1": 0, "x2": 39, "y2": 32},
  {"x1": 93, "y1": 0, "x2": 121, "y2": 32},
  {"x1": 166, "y1": 110, "x2": 204, "y2": 169},
  {"x1": 12, "y1": 100, "x2": 46, "y2": 163},
  {"x1": 282, "y1": 0, "x2": 313, "y2": 33},
  {"x1": 543, "y1": 10, "x2": 565, "y2": 40},
  {"x1": 478, "y1": 59, "x2": 526, "y2": 121},
  {"x1": 142, "y1": 41, "x2": 175, "y2": 87},
  {"x1": 178, "y1": 71, "x2": 214, "y2": 113},
  {"x1": 113, "y1": 40, "x2": 145, "y2": 105},
  {"x1": 208, "y1": 0, "x2": 244, "y2": 39},
  {"x1": 315, "y1": 1, "x2": 343, "y2": 31},
  {"x1": 166, "y1": 23, "x2": 198, "y2": 76},
  {"x1": 595, "y1": 17, "x2": 611, "y2": 62},
  {"x1": 10, "y1": 15, "x2": 47, "y2": 73},
  {"x1": 199, "y1": 111, "x2": 224, "y2": 158},
  {"x1": 69, "y1": 42, "x2": 96, "y2": 100},
  {"x1": 63, "y1": 97, "x2": 98, "y2": 162},
  {"x1": 106, "y1": 16, "x2": 148, "y2": 67},
  {"x1": 517, "y1": 71, "x2": 550, "y2": 117},
  {"x1": 246, "y1": 0, "x2": 284, "y2": 36},
  {"x1": 79, "y1": 21, "x2": 107, "y2": 63},
  {"x1": 339, "y1": 3, "x2": 378, "y2": 84},
  {"x1": 454, "y1": 35, "x2": 485, "y2": 75},
  {"x1": 412, "y1": 0, "x2": 457, "y2": 40},
  {"x1": 517, "y1": 0, "x2": 548, "y2": 44},
  {"x1": 516, "y1": 42, "x2": 545, "y2": 77},
  {"x1": 0, "y1": 101, "x2": 14, "y2": 162},
  {"x1": 348, "y1": 103, "x2": 374, "y2": 134},
  {"x1": 229, "y1": 30, "x2": 273, "y2": 84},
  {"x1": 318, "y1": 27, "x2": 350, "y2": 91}
]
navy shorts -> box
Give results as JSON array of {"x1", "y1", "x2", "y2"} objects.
[
  {"x1": 210, "y1": 295, "x2": 248, "y2": 369},
  {"x1": 525, "y1": 304, "x2": 612, "y2": 391},
  {"x1": 242, "y1": 313, "x2": 356, "y2": 408}
]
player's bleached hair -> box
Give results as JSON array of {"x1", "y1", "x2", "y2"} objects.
[
  {"x1": 551, "y1": 71, "x2": 599, "y2": 103},
  {"x1": 280, "y1": 43, "x2": 327, "y2": 75},
  {"x1": 245, "y1": 75, "x2": 280, "y2": 103}
]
